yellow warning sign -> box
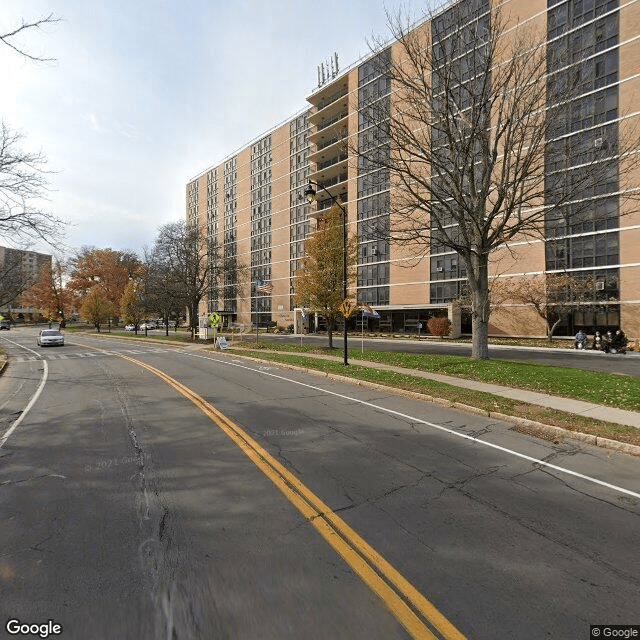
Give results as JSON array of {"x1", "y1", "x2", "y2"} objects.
[{"x1": 339, "y1": 300, "x2": 357, "y2": 318}]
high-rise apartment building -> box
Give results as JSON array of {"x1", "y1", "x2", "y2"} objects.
[{"x1": 187, "y1": 0, "x2": 640, "y2": 338}]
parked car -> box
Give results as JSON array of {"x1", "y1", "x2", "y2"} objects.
[
  {"x1": 0, "y1": 319, "x2": 10, "y2": 330},
  {"x1": 37, "y1": 329, "x2": 64, "y2": 347},
  {"x1": 124, "y1": 324, "x2": 136, "y2": 331},
  {"x1": 139, "y1": 322, "x2": 157, "y2": 330}
]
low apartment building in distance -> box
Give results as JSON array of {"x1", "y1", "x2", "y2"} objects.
[
  {"x1": 187, "y1": 0, "x2": 640, "y2": 339},
  {"x1": 0, "y1": 246, "x2": 52, "y2": 319}
]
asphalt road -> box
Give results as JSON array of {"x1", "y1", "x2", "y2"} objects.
[
  {"x1": 1, "y1": 327, "x2": 639, "y2": 639},
  {"x1": 263, "y1": 333, "x2": 640, "y2": 378}
]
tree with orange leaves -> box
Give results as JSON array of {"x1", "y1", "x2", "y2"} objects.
[
  {"x1": 294, "y1": 203, "x2": 357, "y2": 349},
  {"x1": 21, "y1": 259, "x2": 74, "y2": 326},
  {"x1": 80, "y1": 286, "x2": 113, "y2": 332},
  {"x1": 68, "y1": 248, "x2": 142, "y2": 325}
]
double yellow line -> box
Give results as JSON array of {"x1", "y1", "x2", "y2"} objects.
[{"x1": 122, "y1": 354, "x2": 466, "y2": 640}]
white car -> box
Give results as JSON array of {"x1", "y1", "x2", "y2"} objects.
[
  {"x1": 124, "y1": 324, "x2": 136, "y2": 331},
  {"x1": 37, "y1": 329, "x2": 64, "y2": 347},
  {"x1": 139, "y1": 322, "x2": 157, "y2": 330}
]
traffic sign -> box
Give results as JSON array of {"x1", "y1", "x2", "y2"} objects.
[{"x1": 339, "y1": 300, "x2": 357, "y2": 318}]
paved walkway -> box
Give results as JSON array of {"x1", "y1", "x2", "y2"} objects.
[{"x1": 239, "y1": 348, "x2": 640, "y2": 429}]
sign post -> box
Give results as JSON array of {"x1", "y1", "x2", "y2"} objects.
[
  {"x1": 208, "y1": 312, "x2": 221, "y2": 344},
  {"x1": 339, "y1": 299, "x2": 357, "y2": 365}
]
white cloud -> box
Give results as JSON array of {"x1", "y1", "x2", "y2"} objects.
[
  {"x1": 85, "y1": 113, "x2": 101, "y2": 132},
  {"x1": 1, "y1": 0, "x2": 428, "y2": 257}
]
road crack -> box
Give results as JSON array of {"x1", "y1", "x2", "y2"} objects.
[{"x1": 1, "y1": 474, "x2": 66, "y2": 486}]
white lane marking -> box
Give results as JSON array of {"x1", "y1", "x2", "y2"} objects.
[
  {"x1": 182, "y1": 351, "x2": 640, "y2": 501},
  {"x1": 11, "y1": 348, "x2": 170, "y2": 363},
  {"x1": 0, "y1": 337, "x2": 49, "y2": 449}
]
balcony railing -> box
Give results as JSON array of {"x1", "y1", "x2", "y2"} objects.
[
  {"x1": 317, "y1": 132, "x2": 347, "y2": 152},
  {"x1": 317, "y1": 152, "x2": 348, "y2": 171},
  {"x1": 316, "y1": 110, "x2": 348, "y2": 132},
  {"x1": 318, "y1": 172, "x2": 348, "y2": 191},
  {"x1": 315, "y1": 86, "x2": 349, "y2": 111}
]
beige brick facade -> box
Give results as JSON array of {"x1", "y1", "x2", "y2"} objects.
[{"x1": 187, "y1": 0, "x2": 640, "y2": 340}]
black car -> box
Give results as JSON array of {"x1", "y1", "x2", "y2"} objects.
[{"x1": 0, "y1": 320, "x2": 10, "y2": 330}]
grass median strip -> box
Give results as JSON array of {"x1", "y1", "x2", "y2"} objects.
[
  {"x1": 236, "y1": 341, "x2": 640, "y2": 411},
  {"x1": 227, "y1": 347, "x2": 640, "y2": 448}
]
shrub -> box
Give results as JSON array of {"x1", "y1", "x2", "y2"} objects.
[{"x1": 427, "y1": 316, "x2": 452, "y2": 338}]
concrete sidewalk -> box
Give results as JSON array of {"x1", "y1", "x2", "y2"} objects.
[{"x1": 353, "y1": 356, "x2": 640, "y2": 428}]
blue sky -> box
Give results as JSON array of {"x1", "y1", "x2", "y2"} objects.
[{"x1": 0, "y1": 0, "x2": 434, "y2": 257}]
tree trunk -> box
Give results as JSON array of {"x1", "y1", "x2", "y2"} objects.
[
  {"x1": 547, "y1": 317, "x2": 562, "y2": 341},
  {"x1": 471, "y1": 304, "x2": 489, "y2": 359},
  {"x1": 327, "y1": 318, "x2": 334, "y2": 349},
  {"x1": 469, "y1": 254, "x2": 490, "y2": 360},
  {"x1": 190, "y1": 303, "x2": 198, "y2": 340}
]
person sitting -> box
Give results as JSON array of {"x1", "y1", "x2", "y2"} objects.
[
  {"x1": 591, "y1": 331, "x2": 603, "y2": 350},
  {"x1": 574, "y1": 329, "x2": 588, "y2": 349},
  {"x1": 610, "y1": 329, "x2": 628, "y2": 354},
  {"x1": 602, "y1": 330, "x2": 614, "y2": 353}
]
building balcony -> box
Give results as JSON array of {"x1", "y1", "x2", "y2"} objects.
[
  {"x1": 311, "y1": 85, "x2": 348, "y2": 111},
  {"x1": 310, "y1": 155, "x2": 348, "y2": 185},
  {"x1": 316, "y1": 151, "x2": 348, "y2": 172},
  {"x1": 309, "y1": 92, "x2": 349, "y2": 127},
  {"x1": 313, "y1": 109, "x2": 348, "y2": 134},
  {"x1": 307, "y1": 76, "x2": 349, "y2": 107},
  {"x1": 309, "y1": 132, "x2": 348, "y2": 162}
]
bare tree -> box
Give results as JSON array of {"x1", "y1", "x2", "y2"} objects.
[
  {"x1": 0, "y1": 123, "x2": 65, "y2": 245},
  {"x1": 1, "y1": 13, "x2": 64, "y2": 246},
  {"x1": 150, "y1": 221, "x2": 211, "y2": 339},
  {"x1": 356, "y1": 6, "x2": 639, "y2": 359},
  {"x1": 1, "y1": 13, "x2": 60, "y2": 61},
  {"x1": 507, "y1": 273, "x2": 605, "y2": 340},
  {"x1": 143, "y1": 243, "x2": 186, "y2": 334},
  {"x1": 149, "y1": 221, "x2": 251, "y2": 338}
]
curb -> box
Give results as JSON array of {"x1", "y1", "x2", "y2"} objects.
[
  {"x1": 0, "y1": 354, "x2": 7, "y2": 376},
  {"x1": 221, "y1": 351, "x2": 640, "y2": 458}
]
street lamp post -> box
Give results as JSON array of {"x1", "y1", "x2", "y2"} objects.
[{"x1": 304, "y1": 180, "x2": 349, "y2": 366}]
